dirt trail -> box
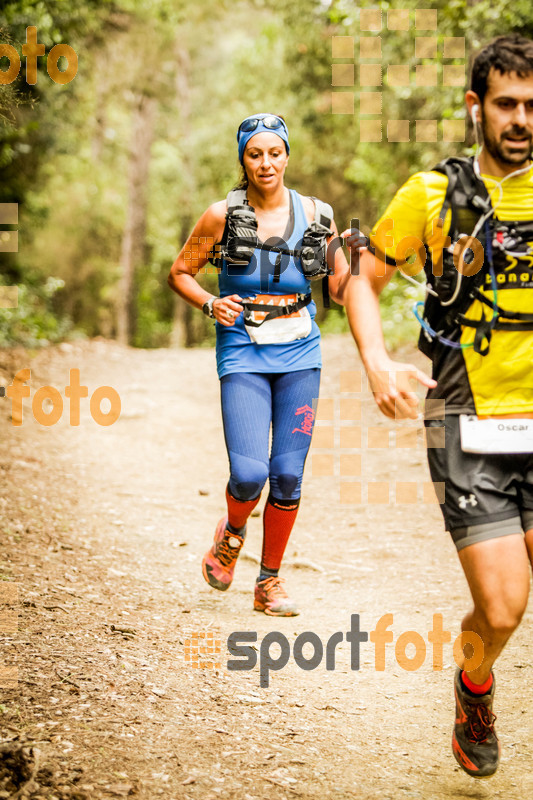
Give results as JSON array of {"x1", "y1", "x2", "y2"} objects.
[{"x1": 0, "y1": 335, "x2": 531, "y2": 799}]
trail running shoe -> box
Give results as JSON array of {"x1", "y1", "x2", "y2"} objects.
[
  {"x1": 254, "y1": 576, "x2": 299, "y2": 616},
  {"x1": 202, "y1": 517, "x2": 244, "y2": 591},
  {"x1": 452, "y1": 668, "x2": 500, "y2": 778}
]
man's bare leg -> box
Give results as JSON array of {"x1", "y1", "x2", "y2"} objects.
[{"x1": 459, "y1": 533, "x2": 530, "y2": 682}]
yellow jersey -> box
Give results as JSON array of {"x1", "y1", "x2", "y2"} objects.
[{"x1": 371, "y1": 165, "x2": 533, "y2": 416}]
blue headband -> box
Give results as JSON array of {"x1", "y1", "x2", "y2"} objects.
[{"x1": 237, "y1": 114, "x2": 290, "y2": 164}]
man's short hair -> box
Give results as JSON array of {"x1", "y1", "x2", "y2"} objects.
[{"x1": 471, "y1": 34, "x2": 533, "y2": 103}]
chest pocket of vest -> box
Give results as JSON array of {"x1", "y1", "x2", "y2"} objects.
[
  {"x1": 299, "y1": 219, "x2": 332, "y2": 280},
  {"x1": 224, "y1": 206, "x2": 258, "y2": 264}
]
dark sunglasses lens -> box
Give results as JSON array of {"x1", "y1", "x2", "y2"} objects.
[
  {"x1": 263, "y1": 116, "x2": 283, "y2": 130},
  {"x1": 239, "y1": 116, "x2": 284, "y2": 134},
  {"x1": 239, "y1": 118, "x2": 260, "y2": 133}
]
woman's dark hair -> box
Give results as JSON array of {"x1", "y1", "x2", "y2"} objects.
[
  {"x1": 234, "y1": 164, "x2": 248, "y2": 190},
  {"x1": 471, "y1": 34, "x2": 533, "y2": 103}
]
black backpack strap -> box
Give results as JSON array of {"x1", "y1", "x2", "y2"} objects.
[
  {"x1": 432, "y1": 157, "x2": 458, "y2": 224},
  {"x1": 310, "y1": 196, "x2": 333, "y2": 307},
  {"x1": 322, "y1": 275, "x2": 330, "y2": 308},
  {"x1": 209, "y1": 218, "x2": 228, "y2": 268},
  {"x1": 273, "y1": 252, "x2": 282, "y2": 283},
  {"x1": 471, "y1": 289, "x2": 533, "y2": 323},
  {"x1": 432, "y1": 156, "x2": 492, "y2": 235}
]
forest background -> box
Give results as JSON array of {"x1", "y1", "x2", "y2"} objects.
[{"x1": 1, "y1": 0, "x2": 532, "y2": 352}]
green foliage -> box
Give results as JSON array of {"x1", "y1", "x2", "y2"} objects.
[
  {"x1": 380, "y1": 271, "x2": 424, "y2": 350},
  {"x1": 0, "y1": 274, "x2": 72, "y2": 347}
]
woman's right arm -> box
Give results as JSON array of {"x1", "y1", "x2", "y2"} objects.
[{"x1": 167, "y1": 201, "x2": 244, "y2": 327}]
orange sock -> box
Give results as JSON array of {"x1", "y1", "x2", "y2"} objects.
[
  {"x1": 226, "y1": 485, "x2": 261, "y2": 532},
  {"x1": 461, "y1": 670, "x2": 493, "y2": 695},
  {"x1": 260, "y1": 494, "x2": 300, "y2": 574}
]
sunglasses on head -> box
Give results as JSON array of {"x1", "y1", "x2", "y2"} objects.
[{"x1": 238, "y1": 115, "x2": 287, "y2": 135}]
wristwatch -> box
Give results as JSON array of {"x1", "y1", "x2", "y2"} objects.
[{"x1": 202, "y1": 297, "x2": 216, "y2": 319}]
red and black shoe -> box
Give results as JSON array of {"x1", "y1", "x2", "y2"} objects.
[
  {"x1": 254, "y1": 576, "x2": 299, "y2": 616},
  {"x1": 452, "y1": 668, "x2": 500, "y2": 778},
  {"x1": 201, "y1": 517, "x2": 244, "y2": 591}
]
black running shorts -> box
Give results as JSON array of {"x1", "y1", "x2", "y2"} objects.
[{"x1": 425, "y1": 416, "x2": 533, "y2": 551}]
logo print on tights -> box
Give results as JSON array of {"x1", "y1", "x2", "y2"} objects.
[{"x1": 292, "y1": 404, "x2": 314, "y2": 436}]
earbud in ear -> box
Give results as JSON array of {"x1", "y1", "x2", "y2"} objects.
[{"x1": 471, "y1": 104, "x2": 480, "y2": 124}]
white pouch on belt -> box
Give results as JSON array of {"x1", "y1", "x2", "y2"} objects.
[
  {"x1": 242, "y1": 293, "x2": 312, "y2": 345},
  {"x1": 459, "y1": 414, "x2": 533, "y2": 453}
]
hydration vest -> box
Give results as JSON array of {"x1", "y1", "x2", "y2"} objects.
[
  {"x1": 418, "y1": 156, "x2": 533, "y2": 357},
  {"x1": 210, "y1": 189, "x2": 334, "y2": 311}
]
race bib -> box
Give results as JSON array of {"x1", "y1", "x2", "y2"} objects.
[
  {"x1": 243, "y1": 294, "x2": 312, "y2": 346},
  {"x1": 459, "y1": 414, "x2": 533, "y2": 454}
]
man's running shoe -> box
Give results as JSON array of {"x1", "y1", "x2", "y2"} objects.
[
  {"x1": 452, "y1": 668, "x2": 500, "y2": 778},
  {"x1": 202, "y1": 517, "x2": 244, "y2": 591},
  {"x1": 254, "y1": 576, "x2": 299, "y2": 616}
]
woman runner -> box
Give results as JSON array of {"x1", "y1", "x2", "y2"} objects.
[{"x1": 168, "y1": 113, "x2": 351, "y2": 615}]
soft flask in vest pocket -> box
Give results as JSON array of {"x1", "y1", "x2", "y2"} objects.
[
  {"x1": 224, "y1": 206, "x2": 259, "y2": 264},
  {"x1": 299, "y1": 220, "x2": 331, "y2": 280}
]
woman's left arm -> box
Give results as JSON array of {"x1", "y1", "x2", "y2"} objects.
[{"x1": 325, "y1": 220, "x2": 351, "y2": 306}]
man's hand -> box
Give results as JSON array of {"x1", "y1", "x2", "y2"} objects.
[{"x1": 367, "y1": 359, "x2": 437, "y2": 419}]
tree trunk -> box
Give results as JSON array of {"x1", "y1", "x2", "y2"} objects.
[
  {"x1": 169, "y1": 40, "x2": 196, "y2": 349},
  {"x1": 117, "y1": 92, "x2": 157, "y2": 346},
  {"x1": 91, "y1": 72, "x2": 106, "y2": 164}
]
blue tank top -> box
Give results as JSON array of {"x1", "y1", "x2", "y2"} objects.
[{"x1": 216, "y1": 189, "x2": 322, "y2": 378}]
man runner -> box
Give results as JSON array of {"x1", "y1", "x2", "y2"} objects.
[{"x1": 344, "y1": 35, "x2": 533, "y2": 778}]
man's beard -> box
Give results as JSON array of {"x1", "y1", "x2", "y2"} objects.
[{"x1": 481, "y1": 120, "x2": 533, "y2": 166}]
